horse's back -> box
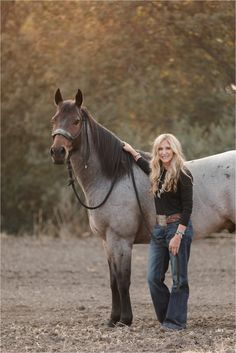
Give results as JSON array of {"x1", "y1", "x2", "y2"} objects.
[
  {"x1": 186, "y1": 150, "x2": 235, "y2": 190},
  {"x1": 186, "y1": 150, "x2": 235, "y2": 237},
  {"x1": 187, "y1": 150, "x2": 235, "y2": 168}
]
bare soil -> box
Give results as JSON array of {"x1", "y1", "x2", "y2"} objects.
[{"x1": 1, "y1": 233, "x2": 235, "y2": 353}]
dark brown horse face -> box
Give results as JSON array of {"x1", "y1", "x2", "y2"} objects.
[{"x1": 50, "y1": 89, "x2": 83, "y2": 164}]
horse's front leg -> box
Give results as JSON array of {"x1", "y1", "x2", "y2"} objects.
[
  {"x1": 103, "y1": 232, "x2": 133, "y2": 327},
  {"x1": 105, "y1": 254, "x2": 121, "y2": 326}
]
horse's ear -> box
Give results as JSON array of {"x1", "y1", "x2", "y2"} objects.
[
  {"x1": 55, "y1": 88, "x2": 63, "y2": 106},
  {"x1": 75, "y1": 89, "x2": 83, "y2": 108}
]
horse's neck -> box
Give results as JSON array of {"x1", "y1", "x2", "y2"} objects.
[{"x1": 70, "y1": 138, "x2": 104, "y2": 197}]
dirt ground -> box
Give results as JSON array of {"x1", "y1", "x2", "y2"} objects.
[{"x1": 1, "y1": 233, "x2": 235, "y2": 353}]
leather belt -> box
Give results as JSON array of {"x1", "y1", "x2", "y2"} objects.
[{"x1": 156, "y1": 213, "x2": 181, "y2": 227}]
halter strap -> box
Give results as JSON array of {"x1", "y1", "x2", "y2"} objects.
[
  {"x1": 51, "y1": 128, "x2": 75, "y2": 141},
  {"x1": 51, "y1": 113, "x2": 89, "y2": 167},
  {"x1": 51, "y1": 113, "x2": 86, "y2": 141}
]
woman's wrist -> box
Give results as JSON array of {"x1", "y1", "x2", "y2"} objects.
[
  {"x1": 133, "y1": 152, "x2": 141, "y2": 161},
  {"x1": 177, "y1": 225, "x2": 186, "y2": 234},
  {"x1": 175, "y1": 230, "x2": 184, "y2": 239},
  {"x1": 122, "y1": 142, "x2": 141, "y2": 161}
]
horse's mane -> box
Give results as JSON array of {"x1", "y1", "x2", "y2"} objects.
[{"x1": 81, "y1": 107, "x2": 135, "y2": 180}]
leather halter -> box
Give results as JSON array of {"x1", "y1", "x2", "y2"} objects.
[
  {"x1": 51, "y1": 115, "x2": 86, "y2": 141},
  {"x1": 51, "y1": 114, "x2": 90, "y2": 165},
  {"x1": 51, "y1": 114, "x2": 118, "y2": 210},
  {"x1": 51, "y1": 128, "x2": 77, "y2": 141}
]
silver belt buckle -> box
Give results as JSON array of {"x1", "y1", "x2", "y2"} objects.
[{"x1": 156, "y1": 215, "x2": 167, "y2": 227}]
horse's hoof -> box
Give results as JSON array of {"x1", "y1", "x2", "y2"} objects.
[
  {"x1": 116, "y1": 320, "x2": 132, "y2": 327},
  {"x1": 106, "y1": 319, "x2": 118, "y2": 328}
]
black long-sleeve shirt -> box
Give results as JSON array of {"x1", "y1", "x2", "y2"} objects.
[{"x1": 137, "y1": 157, "x2": 193, "y2": 226}]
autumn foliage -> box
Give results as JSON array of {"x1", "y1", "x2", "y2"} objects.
[{"x1": 1, "y1": 1, "x2": 235, "y2": 234}]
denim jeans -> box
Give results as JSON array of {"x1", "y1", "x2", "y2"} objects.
[{"x1": 147, "y1": 220, "x2": 193, "y2": 330}]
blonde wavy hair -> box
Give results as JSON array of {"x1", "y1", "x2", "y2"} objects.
[{"x1": 150, "y1": 133, "x2": 189, "y2": 194}]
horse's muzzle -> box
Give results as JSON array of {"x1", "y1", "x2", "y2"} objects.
[{"x1": 50, "y1": 146, "x2": 66, "y2": 164}]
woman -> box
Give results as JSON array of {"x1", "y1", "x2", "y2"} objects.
[{"x1": 123, "y1": 134, "x2": 193, "y2": 330}]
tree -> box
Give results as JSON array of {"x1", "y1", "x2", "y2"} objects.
[{"x1": 2, "y1": 0, "x2": 235, "y2": 234}]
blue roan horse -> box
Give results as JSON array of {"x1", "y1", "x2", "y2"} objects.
[{"x1": 50, "y1": 89, "x2": 235, "y2": 327}]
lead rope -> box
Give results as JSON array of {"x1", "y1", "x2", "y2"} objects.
[
  {"x1": 84, "y1": 116, "x2": 90, "y2": 169},
  {"x1": 176, "y1": 254, "x2": 180, "y2": 291},
  {"x1": 67, "y1": 153, "x2": 121, "y2": 210},
  {"x1": 67, "y1": 114, "x2": 121, "y2": 209},
  {"x1": 67, "y1": 148, "x2": 151, "y2": 234},
  {"x1": 127, "y1": 154, "x2": 152, "y2": 237}
]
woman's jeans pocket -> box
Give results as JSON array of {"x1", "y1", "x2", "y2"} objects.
[{"x1": 151, "y1": 225, "x2": 165, "y2": 241}]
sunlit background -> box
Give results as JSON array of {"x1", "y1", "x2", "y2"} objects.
[{"x1": 2, "y1": 0, "x2": 235, "y2": 235}]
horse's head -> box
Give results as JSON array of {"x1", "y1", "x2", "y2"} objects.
[{"x1": 50, "y1": 89, "x2": 84, "y2": 164}]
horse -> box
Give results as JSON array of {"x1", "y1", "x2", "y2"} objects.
[{"x1": 50, "y1": 88, "x2": 235, "y2": 327}]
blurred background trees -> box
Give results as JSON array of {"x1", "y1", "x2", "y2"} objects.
[{"x1": 1, "y1": 0, "x2": 235, "y2": 235}]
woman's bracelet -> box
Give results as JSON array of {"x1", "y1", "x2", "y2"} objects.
[{"x1": 176, "y1": 230, "x2": 184, "y2": 239}]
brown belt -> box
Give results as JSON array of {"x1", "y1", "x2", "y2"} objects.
[{"x1": 156, "y1": 213, "x2": 181, "y2": 226}]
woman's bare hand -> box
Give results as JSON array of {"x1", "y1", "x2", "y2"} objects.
[
  {"x1": 169, "y1": 235, "x2": 181, "y2": 256},
  {"x1": 122, "y1": 142, "x2": 133, "y2": 153}
]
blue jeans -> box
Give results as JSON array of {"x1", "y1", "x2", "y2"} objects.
[{"x1": 147, "y1": 220, "x2": 193, "y2": 330}]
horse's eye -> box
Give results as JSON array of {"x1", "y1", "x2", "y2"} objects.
[{"x1": 73, "y1": 119, "x2": 80, "y2": 125}]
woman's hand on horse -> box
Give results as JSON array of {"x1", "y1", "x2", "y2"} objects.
[
  {"x1": 122, "y1": 142, "x2": 137, "y2": 155},
  {"x1": 122, "y1": 142, "x2": 137, "y2": 154},
  {"x1": 122, "y1": 142, "x2": 133, "y2": 153},
  {"x1": 122, "y1": 142, "x2": 141, "y2": 161}
]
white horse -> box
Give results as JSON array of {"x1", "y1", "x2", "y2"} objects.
[{"x1": 50, "y1": 89, "x2": 235, "y2": 327}]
